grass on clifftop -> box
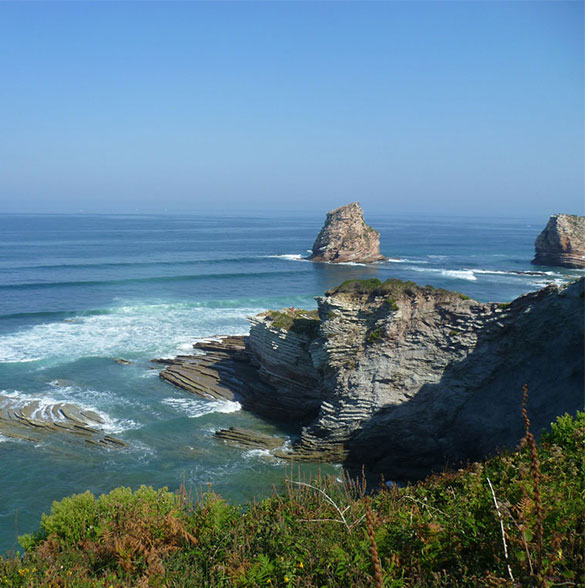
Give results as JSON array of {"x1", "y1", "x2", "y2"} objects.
[
  {"x1": 1, "y1": 410, "x2": 583, "y2": 587},
  {"x1": 265, "y1": 309, "x2": 320, "y2": 338},
  {"x1": 327, "y1": 278, "x2": 472, "y2": 301}
]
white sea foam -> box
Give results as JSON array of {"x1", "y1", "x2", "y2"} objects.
[
  {"x1": 243, "y1": 448, "x2": 277, "y2": 461},
  {"x1": 336, "y1": 261, "x2": 368, "y2": 267},
  {"x1": 267, "y1": 253, "x2": 306, "y2": 261},
  {"x1": 440, "y1": 270, "x2": 478, "y2": 281},
  {"x1": 385, "y1": 258, "x2": 428, "y2": 264},
  {"x1": 406, "y1": 267, "x2": 478, "y2": 281},
  {"x1": 1, "y1": 387, "x2": 140, "y2": 433},
  {"x1": 177, "y1": 342, "x2": 196, "y2": 352},
  {"x1": 0, "y1": 302, "x2": 264, "y2": 364},
  {"x1": 161, "y1": 397, "x2": 241, "y2": 418}
]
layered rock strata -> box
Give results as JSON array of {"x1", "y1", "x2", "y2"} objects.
[
  {"x1": 283, "y1": 278, "x2": 584, "y2": 478},
  {"x1": 156, "y1": 325, "x2": 321, "y2": 422},
  {"x1": 309, "y1": 202, "x2": 385, "y2": 263},
  {"x1": 159, "y1": 278, "x2": 584, "y2": 481},
  {"x1": 532, "y1": 214, "x2": 585, "y2": 268},
  {"x1": 214, "y1": 427, "x2": 286, "y2": 450},
  {"x1": 0, "y1": 395, "x2": 126, "y2": 448}
]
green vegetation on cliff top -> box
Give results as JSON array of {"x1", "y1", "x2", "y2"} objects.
[
  {"x1": 327, "y1": 278, "x2": 472, "y2": 301},
  {"x1": 265, "y1": 309, "x2": 320, "y2": 338},
  {"x1": 2, "y1": 411, "x2": 583, "y2": 587}
]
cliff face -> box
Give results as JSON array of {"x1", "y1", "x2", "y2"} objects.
[
  {"x1": 247, "y1": 310, "x2": 323, "y2": 421},
  {"x1": 309, "y1": 202, "x2": 385, "y2": 263},
  {"x1": 533, "y1": 214, "x2": 585, "y2": 268},
  {"x1": 247, "y1": 278, "x2": 584, "y2": 480}
]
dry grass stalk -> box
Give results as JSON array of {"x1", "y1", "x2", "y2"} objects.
[
  {"x1": 286, "y1": 479, "x2": 354, "y2": 531},
  {"x1": 365, "y1": 497, "x2": 383, "y2": 588},
  {"x1": 486, "y1": 476, "x2": 514, "y2": 583},
  {"x1": 521, "y1": 384, "x2": 544, "y2": 577}
]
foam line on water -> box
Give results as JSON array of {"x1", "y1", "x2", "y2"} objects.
[
  {"x1": 403, "y1": 267, "x2": 478, "y2": 281},
  {"x1": 162, "y1": 397, "x2": 241, "y2": 418},
  {"x1": 0, "y1": 269, "x2": 306, "y2": 291},
  {"x1": 385, "y1": 258, "x2": 428, "y2": 264},
  {"x1": 266, "y1": 253, "x2": 307, "y2": 261},
  {"x1": 390, "y1": 265, "x2": 574, "y2": 283}
]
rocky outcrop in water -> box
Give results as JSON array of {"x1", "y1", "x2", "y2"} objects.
[
  {"x1": 532, "y1": 214, "x2": 585, "y2": 268},
  {"x1": 0, "y1": 395, "x2": 126, "y2": 448},
  {"x1": 158, "y1": 278, "x2": 584, "y2": 481},
  {"x1": 309, "y1": 202, "x2": 385, "y2": 263},
  {"x1": 214, "y1": 427, "x2": 285, "y2": 450}
]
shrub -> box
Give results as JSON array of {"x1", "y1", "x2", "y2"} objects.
[{"x1": 3, "y1": 413, "x2": 583, "y2": 587}]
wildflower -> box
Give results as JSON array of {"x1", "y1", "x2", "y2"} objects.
[
  {"x1": 284, "y1": 577, "x2": 290, "y2": 583},
  {"x1": 298, "y1": 561, "x2": 304, "y2": 568}
]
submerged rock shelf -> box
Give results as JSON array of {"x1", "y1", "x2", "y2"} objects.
[{"x1": 0, "y1": 395, "x2": 126, "y2": 448}]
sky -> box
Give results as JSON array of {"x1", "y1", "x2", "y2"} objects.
[{"x1": 0, "y1": 1, "x2": 583, "y2": 217}]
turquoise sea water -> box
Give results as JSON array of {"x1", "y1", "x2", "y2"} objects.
[{"x1": 0, "y1": 213, "x2": 582, "y2": 554}]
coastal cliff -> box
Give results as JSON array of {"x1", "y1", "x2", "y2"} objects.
[
  {"x1": 280, "y1": 278, "x2": 583, "y2": 479},
  {"x1": 159, "y1": 278, "x2": 584, "y2": 481},
  {"x1": 309, "y1": 202, "x2": 385, "y2": 263},
  {"x1": 532, "y1": 213, "x2": 585, "y2": 268}
]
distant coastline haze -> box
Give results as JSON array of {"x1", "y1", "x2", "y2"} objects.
[{"x1": 0, "y1": 1, "x2": 582, "y2": 216}]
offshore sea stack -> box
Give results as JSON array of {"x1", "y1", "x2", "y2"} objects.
[
  {"x1": 532, "y1": 214, "x2": 585, "y2": 268},
  {"x1": 309, "y1": 202, "x2": 385, "y2": 263}
]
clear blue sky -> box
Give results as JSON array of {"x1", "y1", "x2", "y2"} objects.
[{"x1": 0, "y1": 1, "x2": 582, "y2": 216}]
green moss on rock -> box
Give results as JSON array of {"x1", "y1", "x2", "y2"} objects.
[{"x1": 265, "y1": 309, "x2": 321, "y2": 338}]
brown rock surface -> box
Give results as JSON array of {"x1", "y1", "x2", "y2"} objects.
[
  {"x1": 309, "y1": 202, "x2": 385, "y2": 263},
  {"x1": 532, "y1": 214, "x2": 585, "y2": 268},
  {"x1": 214, "y1": 427, "x2": 285, "y2": 450},
  {"x1": 0, "y1": 395, "x2": 126, "y2": 448}
]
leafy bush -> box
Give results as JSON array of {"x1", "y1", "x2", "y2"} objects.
[{"x1": 2, "y1": 413, "x2": 583, "y2": 587}]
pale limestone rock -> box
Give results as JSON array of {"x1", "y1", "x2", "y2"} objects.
[
  {"x1": 309, "y1": 202, "x2": 385, "y2": 263},
  {"x1": 533, "y1": 214, "x2": 585, "y2": 268}
]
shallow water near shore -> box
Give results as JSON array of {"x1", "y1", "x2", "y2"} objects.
[{"x1": 0, "y1": 212, "x2": 582, "y2": 553}]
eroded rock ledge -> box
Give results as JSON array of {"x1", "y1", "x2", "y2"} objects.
[
  {"x1": 309, "y1": 202, "x2": 386, "y2": 263},
  {"x1": 158, "y1": 278, "x2": 584, "y2": 481},
  {"x1": 0, "y1": 395, "x2": 126, "y2": 448},
  {"x1": 532, "y1": 214, "x2": 585, "y2": 268}
]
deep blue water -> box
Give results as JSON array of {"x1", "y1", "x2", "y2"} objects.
[{"x1": 0, "y1": 213, "x2": 582, "y2": 553}]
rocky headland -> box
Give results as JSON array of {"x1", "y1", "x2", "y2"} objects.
[
  {"x1": 157, "y1": 277, "x2": 584, "y2": 481},
  {"x1": 532, "y1": 213, "x2": 585, "y2": 268},
  {"x1": 308, "y1": 202, "x2": 386, "y2": 263}
]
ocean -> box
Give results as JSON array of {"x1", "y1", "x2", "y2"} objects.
[{"x1": 0, "y1": 212, "x2": 582, "y2": 553}]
